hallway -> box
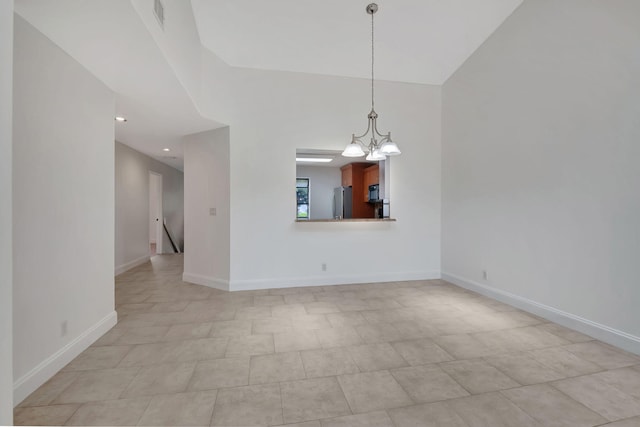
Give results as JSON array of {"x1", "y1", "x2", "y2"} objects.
[{"x1": 14, "y1": 256, "x2": 640, "y2": 426}]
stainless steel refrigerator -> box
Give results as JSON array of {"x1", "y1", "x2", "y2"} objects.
[{"x1": 333, "y1": 186, "x2": 353, "y2": 219}]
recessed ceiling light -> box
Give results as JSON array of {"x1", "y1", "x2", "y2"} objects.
[
  {"x1": 114, "y1": 116, "x2": 127, "y2": 122},
  {"x1": 163, "y1": 148, "x2": 170, "y2": 152},
  {"x1": 296, "y1": 157, "x2": 333, "y2": 163}
]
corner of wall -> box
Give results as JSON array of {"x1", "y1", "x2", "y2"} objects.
[
  {"x1": 0, "y1": 1, "x2": 13, "y2": 422},
  {"x1": 183, "y1": 128, "x2": 231, "y2": 289},
  {"x1": 182, "y1": 272, "x2": 229, "y2": 292},
  {"x1": 115, "y1": 254, "x2": 151, "y2": 276}
]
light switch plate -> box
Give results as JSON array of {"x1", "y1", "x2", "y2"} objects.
[{"x1": 209, "y1": 207, "x2": 217, "y2": 216}]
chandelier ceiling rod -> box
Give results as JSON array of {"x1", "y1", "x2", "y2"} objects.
[{"x1": 370, "y1": 3, "x2": 374, "y2": 112}]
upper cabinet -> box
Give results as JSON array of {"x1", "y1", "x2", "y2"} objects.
[
  {"x1": 340, "y1": 163, "x2": 375, "y2": 218},
  {"x1": 363, "y1": 164, "x2": 379, "y2": 202},
  {"x1": 341, "y1": 164, "x2": 353, "y2": 187}
]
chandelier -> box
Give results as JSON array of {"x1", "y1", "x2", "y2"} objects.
[{"x1": 342, "y1": 3, "x2": 401, "y2": 160}]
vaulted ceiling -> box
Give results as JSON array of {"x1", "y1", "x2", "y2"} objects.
[
  {"x1": 192, "y1": 0, "x2": 523, "y2": 85},
  {"x1": 14, "y1": 0, "x2": 523, "y2": 170}
]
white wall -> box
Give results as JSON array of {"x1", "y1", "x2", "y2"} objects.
[
  {"x1": 82, "y1": 0, "x2": 442, "y2": 291},
  {"x1": 296, "y1": 165, "x2": 341, "y2": 220},
  {"x1": 109, "y1": 3, "x2": 443, "y2": 291},
  {"x1": 12, "y1": 16, "x2": 116, "y2": 403},
  {"x1": 227, "y1": 68, "x2": 441, "y2": 289},
  {"x1": 0, "y1": 2, "x2": 13, "y2": 423},
  {"x1": 442, "y1": 0, "x2": 640, "y2": 353},
  {"x1": 183, "y1": 128, "x2": 231, "y2": 290},
  {"x1": 115, "y1": 141, "x2": 184, "y2": 274}
]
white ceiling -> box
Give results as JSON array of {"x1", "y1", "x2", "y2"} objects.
[{"x1": 191, "y1": 0, "x2": 523, "y2": 85}]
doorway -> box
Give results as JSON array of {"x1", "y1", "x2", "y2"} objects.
[{"x1": 149, "y1": 171, "x2": 163, "y2": 256}]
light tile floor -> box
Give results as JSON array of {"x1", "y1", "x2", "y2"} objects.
[{"x1": 15, "y1": 255, "x2": 640, "y2": 426}]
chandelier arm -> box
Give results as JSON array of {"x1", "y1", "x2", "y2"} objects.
[
  {"x1": 373, "y1": 130, "x2": 388, "y2": 139},
  {"x1": 353, "y1": 119, "x2": 373, "y2": 140},
  {"x1": 372, "y1": 119, "x2": 382, "y2": 138},
  {"x1": 352, "y1": 138, "x2": 367, "y2": 148},
  {"x1": 371, "y1": 117, "x2": 388, "y2": 139}
]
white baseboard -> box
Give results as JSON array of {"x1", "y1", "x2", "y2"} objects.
[
  {"x1": 442, "y1": 272, "x2": 640, "y2": 356},
  {"x1": 13, "y1": 311, "x2": 118, "y2": 406},
  {"x1": 115, "y1": 254, "x2": 150, "y2": 276},
  {"x1": 182, "y1": 272, "x2": 229, "y2": 291},
  {"x1": 230, "y1": 271, "x2": 441, "y2": 292}
]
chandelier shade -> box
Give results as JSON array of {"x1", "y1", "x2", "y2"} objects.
[
  {"x1": 365, "y1": 147, "x2": 386, "y2": 161},
  {"x1": 379, "y1": 138, "x2": 401, "y2": 156},
  {"x1": 342, "y1": 140, "x2": 366, "y2": 157}
]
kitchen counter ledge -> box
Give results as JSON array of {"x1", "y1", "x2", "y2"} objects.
[{"x1": 295, "y1": 218, "x2": 396, "y2": 223}]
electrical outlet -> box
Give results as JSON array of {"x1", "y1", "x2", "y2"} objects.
[
  {"x1": 61, "y1": 320, "x2": 68, "y2": 337},
  {"x1": 482, "y1": 270, "x2": 489, "y2": 281},
  {"x1": 209, "y1": 207, "x2": 217, "y2": 216},
  {"x1": 322, "y1": 263, "x2": 327, "y2": 272}
]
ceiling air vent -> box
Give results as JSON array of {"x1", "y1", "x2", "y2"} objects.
[{"x1": 153, "y1": 0, "x2": 164, "y2": 29}]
